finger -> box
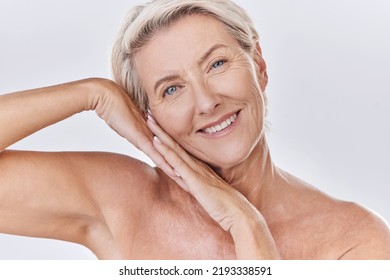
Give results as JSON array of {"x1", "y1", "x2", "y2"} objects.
[
  {"x1": 129, "y1": 127, "x2": 176, "y2": 178},
  {"x1": 153, "y1": 135, "x2": 206, "y2": 195},
  {"x1": 147, "y1": 116, "x2": 193, "y2": 164},
  {"x1": 147, "y1": 114, "x2": 176, "y2": 148},
  {"x1": 147, "y1": 116, "x2": 220, "y2": 182}
]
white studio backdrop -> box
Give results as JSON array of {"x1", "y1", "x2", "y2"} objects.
[{"x1": 0, "y1": 0, "x2": 389, "y2": 259}]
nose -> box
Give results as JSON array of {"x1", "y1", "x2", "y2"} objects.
[{"x1": 192, "y1": 82, "x2": 221, "y2": 115}]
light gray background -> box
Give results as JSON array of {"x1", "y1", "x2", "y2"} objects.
[{"x1": 0, "y1": 0, "x2": 389, "y2": 259}]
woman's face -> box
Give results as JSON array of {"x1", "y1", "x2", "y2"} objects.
[{"x1": 135, "y1": 14, "x2": 267, "y2": 169}]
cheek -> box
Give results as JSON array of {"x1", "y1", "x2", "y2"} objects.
[
  {"x1": 208, "y1": 64, "x2": 259, "y2": 101},
  {"x1": 152, "y1": 101, "x2": 193, "y2": 141},
  {"x1": 219, "y1": 66, "x2": 265, "y2": 131}
]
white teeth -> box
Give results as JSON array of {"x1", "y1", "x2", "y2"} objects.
[{"x1": 204, "y1": 113, "x2": 237, "y2": 134}]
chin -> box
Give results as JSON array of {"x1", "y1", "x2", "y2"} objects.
[
  {"x1": 185, "y1": 129, "x2": 262, "y2": 170},
  {"x1": 202, "y1": 144, "x2": 253, "y2": 170}
]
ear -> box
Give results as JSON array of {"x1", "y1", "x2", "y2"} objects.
[{"x1": 253, "y1": 42, "x2": 268, "y2": 92}]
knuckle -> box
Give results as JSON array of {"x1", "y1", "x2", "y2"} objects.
[
  {"x1": 173, "y1": 142, "x2": 182, "y2": 151},
  {"x1": 164, "y1": 149, "x2": 184, "y2": 168},
  {"x1": 172, "y1": 156, "x2": 185, "y2": 168}
]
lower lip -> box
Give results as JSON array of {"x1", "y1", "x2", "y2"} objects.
[{"x1": 198, "y1": 111, "x2": 241, "y2": 138}]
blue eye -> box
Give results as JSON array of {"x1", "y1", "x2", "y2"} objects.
[
  {"x1": 212, "y1": 60, "x2": 225, "y2": 69},
  {"x1": 164, "y1": 85, "x2": 177, "y2": 96}
]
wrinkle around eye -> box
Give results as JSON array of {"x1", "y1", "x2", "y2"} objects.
[
  {"x1": 160, "y1": 92, "x2": 183, "y2": 111},
  {"x1": 161, "y1": 84, "x2": 186, "y2": 101}
]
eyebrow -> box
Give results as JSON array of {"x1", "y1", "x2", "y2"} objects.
[
  {"x1": 198, "y1": 43, "x2": 228, "y2": 66},
  {"x1": 154, "y1": 74, "x2": 181, "y2": 93},
  {"x1": 153, "y1": 43, "x2": 228, "y2": 93}
]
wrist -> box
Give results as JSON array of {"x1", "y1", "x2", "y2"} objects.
[
  {"x1": 76, "y1": 77, "x2": 112, "y2": 112},
  {"x1": 230, "y1": 211, "x2": 280, "y2": 259}
]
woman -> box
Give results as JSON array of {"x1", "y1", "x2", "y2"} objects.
[{"x1": 0, "y1": 0, "x2": 389, "y2": 259}]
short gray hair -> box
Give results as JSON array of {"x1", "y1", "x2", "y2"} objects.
[{"x1": 111, "y1": 0, "x2": 259, "y2": 112}]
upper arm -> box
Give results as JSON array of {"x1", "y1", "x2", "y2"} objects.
[
  {"x1": 0, "y1": 150, "x2": 158, "y2": 248},
  {"x1": 0, "y1": 150, "x2": 101, "y2": 244},
  {"x1": 339, "y1": 209, "x2": 390, "y2": 260}
]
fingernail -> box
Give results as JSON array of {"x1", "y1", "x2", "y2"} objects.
[
  {"x1": 147, "y1": 113, "x2": 156, "y2": 124},
  {"x1": 153, "y1": 136, "x2": 161, "y2": 144}
]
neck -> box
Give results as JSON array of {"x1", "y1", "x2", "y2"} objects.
[{"x1": 214, "y1": 136, "x2": 276, "y2": 211}]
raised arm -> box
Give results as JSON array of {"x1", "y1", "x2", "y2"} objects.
[
  {"x1": 1, "y1": 79, "x2": 148, "y2": 152},
  {"x1": 0, "y1": 78, "x2": 166, "y2": 252}
]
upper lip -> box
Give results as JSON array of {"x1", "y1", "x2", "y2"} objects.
[{"x1": 197, "y1": 110, "x2": 239, "y2": 132}]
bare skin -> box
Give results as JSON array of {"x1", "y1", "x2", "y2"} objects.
[
  {"x1": 1, "y1": 15, "x2": 390, "y2": 260},
  {"x1": 1, "y1": 148, "x2": 388, "y2": 259}
]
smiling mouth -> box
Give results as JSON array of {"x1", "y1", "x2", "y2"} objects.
[{"x1": 202, "y1": 113, "x2": 238, "y2": 134}]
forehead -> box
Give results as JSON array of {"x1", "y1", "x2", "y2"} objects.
[{"x1": 134, "y1": 14, "x2": 240, "y2": 79}]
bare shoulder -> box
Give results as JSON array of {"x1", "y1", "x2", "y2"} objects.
[
  {"x1": 334, "y1": 201, "x2": 390, "y2": 259},
  {"x1": 274, "y1": 170, "x2": 390, "y2": 259},
  {"x1": 58, "y1": 151, "x2": 166, "y2": 257},
  {"x1": 0, "y1": 150, "x2": 164, "y2": 256},
  {"x1": 303, "y1": 186, "x2": 390, "y2": 259},
  {"x1": 67, "y1": 151, "x2": 163, "y2": 202},
  {"x1": 303, "y1": 185, "x2": 390, "y2": 259}
]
